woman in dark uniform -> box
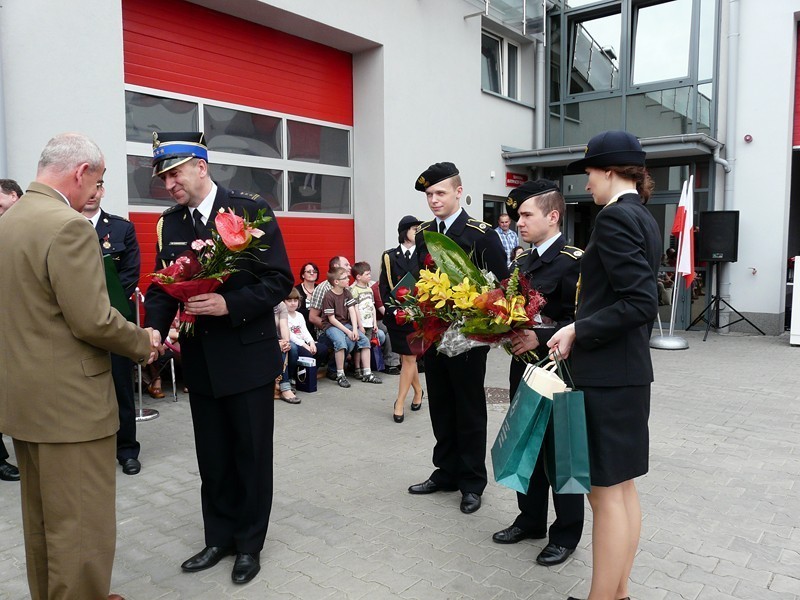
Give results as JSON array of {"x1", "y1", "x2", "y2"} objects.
[
  {"x1": 548, "y1": 131, "x2": 662, "y2": 600},
  {"x1": 379, "y1": 215, "x2": 424, "y2": 423}
]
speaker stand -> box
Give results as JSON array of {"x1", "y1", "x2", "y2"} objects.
[{"x1": 689, "y1": 262, "x2": 766, "y2": 341}]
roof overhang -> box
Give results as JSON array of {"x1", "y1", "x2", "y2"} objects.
[{"x1": 502, "y1": 133, "x2": 724, "y2": 169}]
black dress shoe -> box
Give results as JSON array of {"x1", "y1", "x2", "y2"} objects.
[
  {"x1": 121, "y1": 458, "x2": 141, "y2": 475},
  {"x1": 492, "y1": 525, "x2": 545, "y2": 544},
  {"x1": 384, "y1": 366, "x2": 401, "y2": 375},
  {"x1": 460, "y1": 492, "x2": 481, "y2": 514},
  {"x1": 0, "y1": 460, "x2": 20, "y2": 481},
  {"x1": 232, "y1": 552, "x2": 260, "y2": 584},
  {"x1": 410, "y1": 390, "x2": 425, "y2": 411},
  {"x1": 408, "y1": 479, "x2": 457, "y2": 494},
  {"x1": 536, "y1": 542, "x2": 575, "y2": 566},
  {"x1": 181, "y1": 546, "x2": 234, "y2": 572}
]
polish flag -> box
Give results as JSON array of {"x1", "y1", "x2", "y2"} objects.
[{"x1": 670, "y1": 177, "x2": 695, "y2": 288}]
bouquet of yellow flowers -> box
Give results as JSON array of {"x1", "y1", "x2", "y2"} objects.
[{"x1": 392, "y1": 232, "x2": 546, "y2": 357}]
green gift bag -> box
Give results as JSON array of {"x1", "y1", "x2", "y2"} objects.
[
  {"x1": 491, "y1": 359, "x2": 564, "y2": 494},
  {"x1": 550, "y1": 387, "x2": 591, "y2": 494}
]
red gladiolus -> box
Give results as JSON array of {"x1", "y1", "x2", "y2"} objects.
[
  {"x1": 395, "y1": 286, "x2": 410, "y2": 303},
  {"x1": 423, "y1": 253, "x2": 436, "y2": 269},
  {"x1": 214, "y1": 209, "x2": 263, "y2": 252}
]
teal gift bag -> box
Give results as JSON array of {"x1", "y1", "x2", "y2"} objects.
[
  {"x1": 491, "y1": 360, "x2": 565, "y2": 494},
  {"x1": 549, "y1": 358, "x2": 591, "y2": 494}
]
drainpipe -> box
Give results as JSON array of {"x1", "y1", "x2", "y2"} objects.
[
  {"x1": 0, "y1": 10, "x2": 7, "y2": 178},
  {"x1": 717, "y1": 0, "x2": 740, "y2": 325}
]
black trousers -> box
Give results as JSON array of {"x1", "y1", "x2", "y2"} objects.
[
  {"x1": 0, "y1": 434, "x2": 8, "y2": 461},
  {"x1": 111, "y1": 354, "x2": 139, "y2": 462},
  {"x1": 509, "y1": 359, "x2": 583, "y2": 548},
  {"x1": 189, "y1": 384, "x2": 274, "y2": 553},
  {"x1": 424, "y1": 346, "x2": 489, "y2": 495}
]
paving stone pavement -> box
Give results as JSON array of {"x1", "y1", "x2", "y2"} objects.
[{"x1": 0, "y1": 330, "x2": 798, "y2": 599}]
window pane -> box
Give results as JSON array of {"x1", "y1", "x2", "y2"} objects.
[
  {"x1": 481, "y1": 33, "x2": 502, "y2": 93},
  {"x1": 288, "y1": 172, "x2": 350, "y2": 214},
  {"x1": 569, "y1": 12, "x2": 620, "y2": 94},
  {"x1": 697, "y1": 83, "x2": 712, "y2": 135},
  {"x1": 508, "y1": 43, "x2": 519, "y2": 99},
  {"x1": 549, "y1": 108, "x2": 562, "y2": 146},
  {"x1": 698, "y1": 0, "x2": 717, "y2": 81},
  {"x1": 209, "y1": 164, "x2": 282, "y2": 211},
  {"x1": 632, "y1": 0, "x2": 692, "y2": 85},
  {"x1": 204, "y1": 106, "x2": 282, "y2": 158},
  {"x1": 287, "y1": 121, "x2": 350, "y2": 167},
  {"x1": 125, "y1": 92, "x2": 198, "y2": 143},
  {"x1": 563, "y1": 96, "x2": 622, "y2": 145},
  {"x1": 127, "y1": 155, "x2": 171, "y2": 207},
  {"x1": 626, "y1": 87, "x2": 692, "y2": 137},
  {"x1": 648, "y1": 165, "x2": 690, "y2": 192}
]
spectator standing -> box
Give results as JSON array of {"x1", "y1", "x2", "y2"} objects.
[
  {"x1": 495, "y1": 213, "x2": 519, "y2": 266},
  {"x1": 82, "y1": 180, "x2": 144, "y2": 475},
  {"x1": 144, "y1": 132, "x2": 293, "y2": 585},
  {"x1": 408, "y1": 162, "x2": 509, "y2": 514},
  {"x1": 0, "y1": 178, "x2": 23, "y2": 482},
  {"x1": 0, "y1": 133, "x2": 158, "y2": 599}
]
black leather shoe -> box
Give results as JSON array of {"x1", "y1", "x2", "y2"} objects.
[
  {"x1": 492, "y1": 525, "x2": 545, "y2": 544},
  {"x1": 384, "y1": 366, "x2": 401, "y2": 375},
  {"x1": 121, "y1": 458, "x2": 141, "y2": 475},
  {"x1": 536, "y1": 542, "x2": 574, "y2": 566},
  {"x1": 460, "y1": 492, "x2": 481, "y2": 514},
  {"x1": 408, "y1": 479, "x2": 457, "y2": 494},
  {"x1": 410, "y1": 390, "x2": 425, "y2": 411},
  {"x1": 181, "y1": 546, "x2": 234, "y2": 572},
  {"x1": 232, "y1": 552, "x2": 260, "y2": 584},
  {"x1": 0, "y1": 460, "x2": 20, "y2": 481}
]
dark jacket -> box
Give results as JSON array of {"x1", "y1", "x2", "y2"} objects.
[
  {"x1": 144, "y1": 185, "x2": 293, "y2": 397},
  {"x1": 378, "y1": 244, "x2": 420, "y2": 326},
  {"x1": 572, "y1": 194, "x2": 662, "y2": 387},
  {"x1": 95, "y1": 209, "x2": 140, "y2": 299}
]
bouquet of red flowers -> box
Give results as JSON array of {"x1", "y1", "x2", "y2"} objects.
[
  {"x1": 150, "y1": 208, "x2": 271, "y2": 334},
  {"x1": 392, "y1": 231, "x2": 546, "y2": 357}
]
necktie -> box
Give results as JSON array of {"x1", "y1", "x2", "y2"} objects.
[
  {"x1": 438, "y1": 221, "x2": 446, "y2": 234},
  {"x1": 530, "y1": 248, "x2": 540, "y2": 262},
  {"x1": 404, "y1": 250, "x2": 411, "y2": 261},
  {"x1": 193, "y1": 209, "x2": 207, "y2": 239}
]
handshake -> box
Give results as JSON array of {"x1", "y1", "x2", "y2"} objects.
[{"x1": 143, "y1": 327, "x2": 166, "y2": 365}]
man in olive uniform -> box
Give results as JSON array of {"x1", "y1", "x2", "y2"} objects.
[
  {"x1": 408, "y1": 162, "x2": 509, "y2": 514},
  {"x1": 82, "y1": 182, "x2": 143, "y2": 475},
  {"x1": 492, "y1": 180, "x2": 584, "y2": 566},
  {"x1": 144, "y1": 132, "x2": 293, "y2": 585}
]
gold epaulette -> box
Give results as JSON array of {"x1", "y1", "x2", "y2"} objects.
[
  {"x1": 418, "y1": 220, "x2": 434, "y2": 231},
  {"x1": 561, "y1": 245, "x2": 584, "y2": 260},
  {"x1": 465, "y1": 219, "x2": 490, "y2": 233}
]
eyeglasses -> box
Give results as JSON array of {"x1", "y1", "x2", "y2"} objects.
[
  {"x1": 337, "y1": 276, "x2": 349, "y2": 280},
  {"x1": 96, "y1": 181, "x2": 104, "y2": 190},
  {"x1": 304, "y1": 269, "x2": 318, "y2": 274}
]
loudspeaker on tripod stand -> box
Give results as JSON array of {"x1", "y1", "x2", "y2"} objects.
[{"x1": 697, "y1": 211, "x2": 739, "y2": 262}]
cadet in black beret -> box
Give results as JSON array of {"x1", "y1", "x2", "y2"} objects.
[
  {"x1": 145, "y1": 131, "x2": 293, "y2": 585},
  {"x1": 493, "y1": 179, "x2": 584, "y2": 567},
  {"x1": 408, "y1": 161, "x2": 509, "y2": 515}
]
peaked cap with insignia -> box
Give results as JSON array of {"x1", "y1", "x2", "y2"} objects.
[{"x1": 152, "y1": 131, "x2": 209, "y2": 176}]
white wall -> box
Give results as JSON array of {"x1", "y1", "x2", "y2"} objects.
[
  {"x1": 0, "y1": 0, "x2": 130, "y2": 216},
  {"x1": 726, "y1": 0, "x2": 798, "y2": 325}
]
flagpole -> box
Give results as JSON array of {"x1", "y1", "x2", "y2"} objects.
[{"x1": 651, "y1": 179, "x2": 690, "y2": 350}]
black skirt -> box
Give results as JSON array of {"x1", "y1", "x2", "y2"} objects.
[
  {"x1": 581, "y1": 384, "x2": 650, "y2": 487},
  {"x1": 385, "y1": 320, "x2": 415, "y2": 356}
]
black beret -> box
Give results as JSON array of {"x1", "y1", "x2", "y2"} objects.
[
  {"x1": 152, "y1": 131, "x2": 208, "y2": 176},
  {"x1": 505, "y1": 179, "x2": 560, "y2": 222},
  {"x1": 566, "y1": 130, "x2": 646, "y2": 174},
  {"x1": 397, "y1": 215, "x2": 422, "y2": 233},
  {"x1": 415, "y1": 162, "x2": 459, "y2": 191}
]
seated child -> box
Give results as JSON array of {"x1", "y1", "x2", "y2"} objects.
[
  {"x1": 321, "y1": 266, "x2": 382, "y2": 388},
  {"x1": 285, "y1": 287, "x2": 317, "y2": 383}
]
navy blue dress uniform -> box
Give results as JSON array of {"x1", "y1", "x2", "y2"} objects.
[
  {"x1": 144, "y1": 133, "x2": 293, "y2": 561},
  {"x1": 94, "y1": 208, "x2": 142, "y2": 469},
  {"x1": 503, "y1": 181, "x2": 585, "y2": 552},
  {"x1": 566, "y1": 131, "x2": 662, "y2": 487},
  {"x1": 412, "y1": 163, "x2": 509, "y2": 506},
  {"x1": 379, "y1": 215, "x2": 422, "y2": 356}
]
